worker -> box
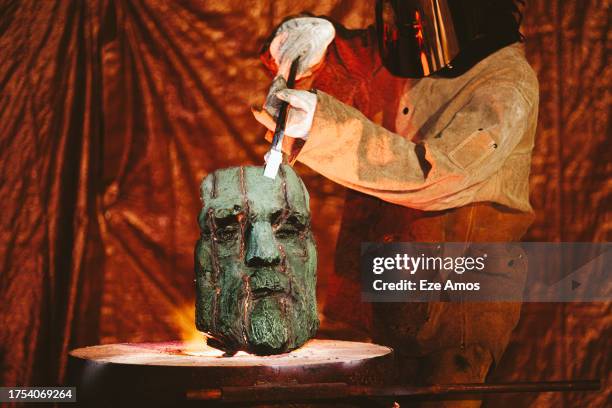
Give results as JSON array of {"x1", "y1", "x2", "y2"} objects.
[{"x1": 252, "y1": 1, "x2": 537, "y2": 406}]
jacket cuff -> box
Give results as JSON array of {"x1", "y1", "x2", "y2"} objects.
[{"x1": 293, "y1": 90, "x2": 338, "y2": 164}]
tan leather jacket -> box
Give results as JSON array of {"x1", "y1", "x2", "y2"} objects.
[{"x1": 297, "y1": 43, "x2": 539, "y2": 212}]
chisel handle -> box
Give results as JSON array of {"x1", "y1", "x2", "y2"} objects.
[{"x1": 270, "y1": 56, "x2": 301, "y2": 151}]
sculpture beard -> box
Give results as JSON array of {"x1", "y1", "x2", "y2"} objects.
[{"x1": 195, "y1": 165, "x2": 318, "y2": 355}]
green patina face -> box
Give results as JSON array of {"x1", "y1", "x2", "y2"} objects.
[{"x1": 195, "y1": 165, "x2": 318, "y2": 355}]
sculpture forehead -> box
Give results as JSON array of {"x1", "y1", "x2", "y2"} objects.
[{"x1": 201, "y1": 166, "x2": 309, "y2": 216}]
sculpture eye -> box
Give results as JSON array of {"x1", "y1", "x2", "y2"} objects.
[
  {"x1": 216, "y1": 226, "x2": 239, "y2": 241},
  {"x1": 275, "y1": 224, "x2": 298, "y2": 239},
  {"x1": 274, "y1": 215, "x2": 305, "y2": 239},
  {"x1": 214, "y1": 215, "x2": 241, "y2": 242}
]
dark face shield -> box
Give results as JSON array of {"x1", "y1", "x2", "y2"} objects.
[{"x1": 376, "y1": 0, "x2": 461, "y2": 78}]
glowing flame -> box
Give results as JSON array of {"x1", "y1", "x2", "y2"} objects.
[
  {"x1": 173, "y1": 303, "x2": 207, "y2": 345},
  {"x1": 172, "y1": 303, "x2": 251, "y2": 357}
]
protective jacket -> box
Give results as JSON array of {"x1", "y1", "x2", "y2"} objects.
[{"x1": 262, "y1": 23, "x2": 539, "y2": 389}]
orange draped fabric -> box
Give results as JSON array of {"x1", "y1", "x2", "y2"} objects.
[{"x1": 0, "y1": 1, "x2": 609, "y2": 406}]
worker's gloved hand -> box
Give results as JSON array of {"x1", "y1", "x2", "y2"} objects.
[
  {"x1": 270, "y1": 17, "x2": 335, "y2": 79},
  {"x1": 252, "y1": 76, "x2": 317, "y2": 139}
]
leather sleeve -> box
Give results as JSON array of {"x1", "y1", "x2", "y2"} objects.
[{"x1": 294, "y1": 85, "x2": 535, "y2": 211}]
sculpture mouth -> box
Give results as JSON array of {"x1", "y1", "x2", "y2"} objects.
[
  {"x1": 249, "y1": 270, "x2": 290, "y2": 299},
  {"x1": 251, "y1": 287, "x2": 286, "y2": 299}
]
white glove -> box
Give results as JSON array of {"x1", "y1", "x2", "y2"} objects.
[
  {"x1": 270, "y1": 17, "x2": 335, "y2": 80},
  {"x1": 252, "y1": 76, "x2": 317, "y2": 140}
]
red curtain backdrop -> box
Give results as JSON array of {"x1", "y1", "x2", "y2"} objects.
[{"x1": 0, "y1": 1, "x2": 609, "y2": 406}]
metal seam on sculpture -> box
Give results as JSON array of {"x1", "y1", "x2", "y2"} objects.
[
  {"x1": 279, "y1": 165, "x2": 290, "y2": 224},
  {"x1": 297, "y1": 177, "x2": 310, "y2": 258},
  {"x1": 278, "y1": 238, "x2": 294, "y2": 353},
  {"x1": 241, "y1": 276, "x2": 251, "y2": 345},
  {"x1": 277, "y1": 166, "x2": 289, "y2": 276},
  {"x1": 278, "y1": 242, "x2": 287, "y2": 275},
  {"x1": 281, "y1": 243, "x2": 298, "y2": 303},
  {"x1": 277, "y1": 162, "x2": 294, "y2": 352},
  {"x1": 238, "y1": 166, "x2": 249, "y2": 259},
  {"x1": 211, "y1": 171, "x2": 218, "y2": 199},
  {"x1": 208, "y1": 208, "x2": 220, "y2": 332},
  {"x1": 238, "y1": 166, "x2": 251, "y2": 345}
]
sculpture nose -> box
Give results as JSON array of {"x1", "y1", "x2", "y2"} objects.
[{"x1": 245, "y1": 221, "x2": 281, "y2": 267}]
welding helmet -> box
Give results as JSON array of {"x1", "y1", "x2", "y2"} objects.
[{"x1": 375, "y1": 0, "x2": 520, "y2": 78}]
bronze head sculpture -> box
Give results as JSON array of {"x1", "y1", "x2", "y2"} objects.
[{"x1": 195, "y1": 165, "x2": 318, "y2": 355}]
